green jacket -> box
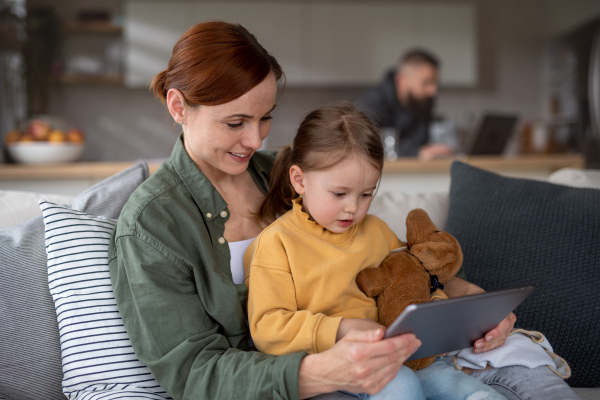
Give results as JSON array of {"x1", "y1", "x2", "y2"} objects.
[{"x1": 108, "y1": 135, "x2": 306, "y2": 400}]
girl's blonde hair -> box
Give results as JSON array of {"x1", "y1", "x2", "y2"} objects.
[{"x1": 258, "y1": 101, "x2": 384, "y2": 226}]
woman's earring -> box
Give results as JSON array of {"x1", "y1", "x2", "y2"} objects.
[{"x1": 179, "y1": 120, "x2": 184, "y2": 125}]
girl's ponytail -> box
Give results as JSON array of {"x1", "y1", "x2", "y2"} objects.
[{"x1": 258, "y1": 146, "x2": 296, "y2": 226}]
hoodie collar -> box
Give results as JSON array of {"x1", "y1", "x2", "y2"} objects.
[{"x1": 286, "y1": 197, "x2": 358, "y2": 246}]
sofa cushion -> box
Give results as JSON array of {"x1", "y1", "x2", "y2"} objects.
[
  {"x1": 369, "y1": 191, "x2": 449, "y2": 241},
  {"x1": 40, "y1": 201, "x2": 169, "y2": 400},
  {"x1": 0, "y1": 190, "x2": 76, "y2": 229},
  {"x1": 0, "y1": 162, "x2": 149, "y2": 400},
  {"x1": 444, "y1": 161, "x2": 600, "y2": 388}
]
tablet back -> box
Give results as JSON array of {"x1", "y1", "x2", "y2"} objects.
[{"x1": 385, "y1": 285, "x2": 534, "y2": 361}]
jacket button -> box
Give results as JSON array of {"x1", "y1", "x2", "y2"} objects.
[
  {"x1": 220, "y1": 210, "x2": 228, "y2": 218},
  {"x1": 206, "y1": 212, "x2": 212, "y2": 218},
  {"x1": 218, "y1": 237, "x2": 226, "y2": 244}
]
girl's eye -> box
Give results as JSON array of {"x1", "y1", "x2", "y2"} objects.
[
  {"x1": 227, "y1": 122, "x2": 243, "y2": 129},
  {"x1": 362, "y1": 193, "x2": 374, "y2": 198},
  {"x1": 261, "y1": 115, "x2": 273, "y2": 122},
  {"x1": 333, "y1": 192, "x2": 345, "y2": 197}
]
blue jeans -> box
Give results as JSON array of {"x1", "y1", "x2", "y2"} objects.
[
  {"x1": 470, "y1": 365, "x2": 582, "y2": 400},
  {"x1": 343, "y1": 365, "x2": 425, "y2": 400},
  {"x1": 415, "y1": 358, "x2": 508, "y2": 400}
]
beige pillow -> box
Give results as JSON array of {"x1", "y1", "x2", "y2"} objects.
[
  {"x1": 369, "y1": 191, "x2": 450, "y2": 241},
  {"x1": 0, "y1": 190, "x2": 76, "y2": 229},
  {"x1": 548, "y1": 168, "x2": 600, "y2": 189}
]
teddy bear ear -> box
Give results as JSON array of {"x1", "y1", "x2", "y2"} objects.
[
  {"x1": 410, "y1": 240, "x2": 463, "y2": 280},
  {"x1": 406, "y1": 209, "x2": 438, "y2": 246}
]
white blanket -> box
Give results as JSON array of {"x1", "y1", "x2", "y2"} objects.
[{"x1": 442, "y1": 329, "x2": 571, "y2": 378}]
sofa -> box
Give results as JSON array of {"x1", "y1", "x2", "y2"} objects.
[{"x1": 1, "y1": 160, "x2": 599, "y2": 400}]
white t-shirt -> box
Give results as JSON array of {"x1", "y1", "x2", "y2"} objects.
[{"x1": 228, "y1": 237, "x2": 255, "y2": 284}]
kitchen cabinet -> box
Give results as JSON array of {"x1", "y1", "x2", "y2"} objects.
[
  {"x1": 61, "y1": 21, "x2": 124, "y2": 85},
  {"x1": 125, "y1": 1, "x2": 476, "y2": 87}
]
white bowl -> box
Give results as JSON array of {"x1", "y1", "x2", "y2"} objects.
[{"x1": 7, "y1": 142, "x2": 85, "y2": 164}]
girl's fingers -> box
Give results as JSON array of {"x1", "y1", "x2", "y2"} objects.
[{"x1": 474, "y1": 312, "x2": 516, "y2": 353}]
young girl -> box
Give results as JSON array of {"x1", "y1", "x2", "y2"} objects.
[{"x1": 243, "y1": 102, "x2": 506, "y2": 400}]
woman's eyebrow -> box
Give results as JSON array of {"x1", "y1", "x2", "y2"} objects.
[{"x1": 223, "y1": 104, "x2": 277, "y2": 120}]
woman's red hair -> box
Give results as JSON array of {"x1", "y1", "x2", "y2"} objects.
[{"x1": 151, "y1": 21, "x2": 283, "y2": 106}]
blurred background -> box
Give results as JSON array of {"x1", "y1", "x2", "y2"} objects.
[{"x1": 1, "y1": 0, "x2": 600, "y2": 189}]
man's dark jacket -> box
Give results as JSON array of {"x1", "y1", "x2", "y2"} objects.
[{"x1": 357, "y1": 70, "x2": 430, "y2": 157}]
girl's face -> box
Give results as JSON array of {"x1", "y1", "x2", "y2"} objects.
[
  {"x1": 290, "y1": 154, "x2": 380, "y2": 233},
  {"x1": 168, "y1": 73, "x2": 278, "y2": 178}
]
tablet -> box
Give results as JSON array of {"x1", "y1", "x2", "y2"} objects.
[{"x1": 385, "y1": 285, "x2": 534, "y2": 361}]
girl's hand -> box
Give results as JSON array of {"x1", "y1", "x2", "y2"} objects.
[
  {"x1": 473, "y1": 312, "x2": 516, "y2": 353},
  {"x1": 444, "y1": 276, "x2": 516, "y2": 354},
  {"x1": 335, "y1": 318, "x2": 386, "y2": 342},
  {"x1": 298, "y1": 329, "x2": 421, "y2": 399}
]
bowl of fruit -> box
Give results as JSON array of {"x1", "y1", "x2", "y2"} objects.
[{"x1": 5, "y1": 117, "x2": 85, "y2": 164}]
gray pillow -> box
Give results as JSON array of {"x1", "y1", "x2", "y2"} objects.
[
  {"x1": 0, "y1": 162, "x2": 149, "y2": 400},
  {"x1": 444, "y1": 161, "x2": 600, "y2": 388}
]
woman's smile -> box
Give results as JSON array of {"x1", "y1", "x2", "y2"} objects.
[{"x1": 229, "y1": 151, "x2": 252, "y2": 162}]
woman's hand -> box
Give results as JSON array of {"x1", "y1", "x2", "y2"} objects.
[
  {"x1": 443, "y1": 276, "x2": 516, "y2": 353},
  {"x1": 298, "y1": 329, "x2": 421, "y2": 399},
  {"x1": 335, "y1": 318, "x2": 386, "y2": 342}
]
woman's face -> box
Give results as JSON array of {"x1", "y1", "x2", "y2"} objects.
[{"x1": 182, "y1": 73, "x2": 278, "y2": 177}]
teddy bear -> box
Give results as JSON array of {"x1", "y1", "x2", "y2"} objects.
[{"x1": 356, "y1": 208, "x2": 464, "y2": 371}]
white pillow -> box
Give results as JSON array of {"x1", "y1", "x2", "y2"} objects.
[
  {"x1": 369, "y1": 191, "x2": 450, "y2": 241},
  {"x1": 0, "y1": 190, "x2": 75, "y2": 229},
  {"x1": 548, "y1": 168, "x2": 600, "y2": 189},
  {"x1": 40, "y1": 200, "x2": 171, "y2": 400}
]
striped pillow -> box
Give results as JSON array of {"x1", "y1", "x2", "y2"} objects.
[{"x1": 40, "y1": 200, "x2": 172, "y2": 400}]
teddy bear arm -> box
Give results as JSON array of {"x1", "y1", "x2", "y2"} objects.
[{"x1": 356, "y1": 267, "x2": 390, "y2": 298}]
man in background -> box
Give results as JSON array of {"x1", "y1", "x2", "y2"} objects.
[{"x1": 357, "y1": 49, "x2": 457, "y2": 160}]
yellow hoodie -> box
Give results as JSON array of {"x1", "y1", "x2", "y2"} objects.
[{"x1": 244, "y1": 198, "x2": 402, "y2": 356}]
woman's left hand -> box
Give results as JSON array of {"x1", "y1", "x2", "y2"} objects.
[
  {"x1": 443, "y1": 276, "x2": 516, "y2": 354},
  {"x1": 473, "y1": 312, "x2": 516, "y2": 353}
]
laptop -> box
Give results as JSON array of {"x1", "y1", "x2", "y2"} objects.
[
  {"x1": 467, "y1": 114, "x2": 519, "y2": 155},
  {"x1": 384, "y1": 285, "x2": 534, "y2": 361}
]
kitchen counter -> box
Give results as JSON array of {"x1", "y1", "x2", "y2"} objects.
[
  {"x1": 0, "y1": 153, "x2": 585, "y2": 195},
  {"x1": 0, "y1": 161, "x2": 162, "y2": 180}
]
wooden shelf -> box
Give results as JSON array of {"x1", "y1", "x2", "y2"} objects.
[
  {"x1": 59, "y1": 74, "x2": 123, "y2": 85},
  {"x1": 382, "y1": 153, "x2": 585, "y2": 174},
  {"x1": 63, "y1": 21, "x2": 122, "y2": 34}
]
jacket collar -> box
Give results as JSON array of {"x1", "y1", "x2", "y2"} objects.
[{"x1": 169, "y1": 133, "x2": 272, "y2": 220}]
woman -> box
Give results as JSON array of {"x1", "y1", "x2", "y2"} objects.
[{"x1": 108, "y1": 21, "x2": 514, "y2": 400}]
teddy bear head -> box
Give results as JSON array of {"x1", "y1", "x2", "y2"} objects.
[{"x1": 406, "y1": 209, "x2": 463, "y2": 283}]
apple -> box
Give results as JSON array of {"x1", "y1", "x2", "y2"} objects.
[
  {"x1": 66, "y1": 128, "x2": 85, "y2": 143},
  {"x1": 29, "y1": 119, "x2": 51, "y2": 141}
]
